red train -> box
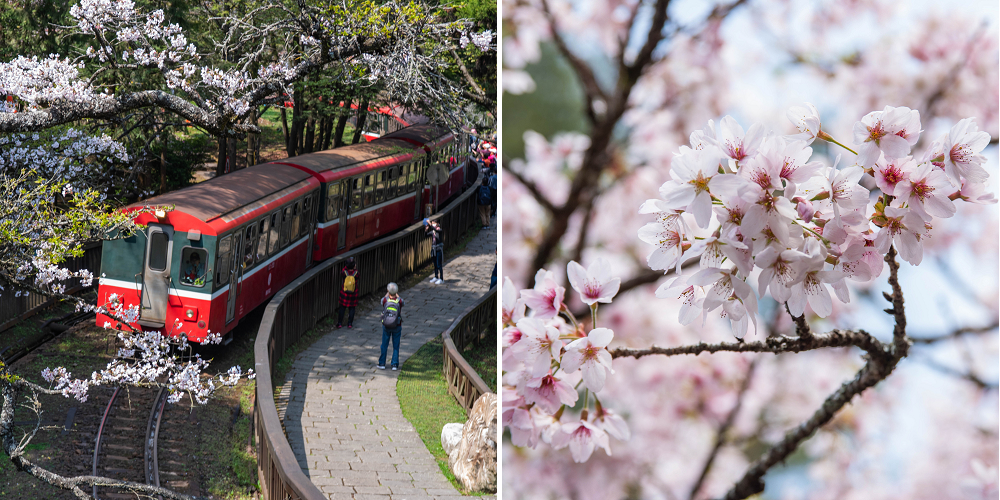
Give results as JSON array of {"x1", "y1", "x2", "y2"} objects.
[{"x1": 96, "y1": 124, "x2": 472, "y2": 342}]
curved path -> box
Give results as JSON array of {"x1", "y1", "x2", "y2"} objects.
[{"x1": 277, "y1": 218, "x2": 496, "y2": 500}]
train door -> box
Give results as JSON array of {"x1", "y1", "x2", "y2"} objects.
[
  {"x1": 226, "y1": 230, "x2": 243, "y2": 324},
  {"x1": 337, "y1": 179, "x2": 349, "y2": 250},
  {"x1": 139, "y1": 224, "x2": 174, "y2": 328},
  {"x1": 303, "y1": 192, "x2": 316, "y2": 267},
  {"x1": 411, "y1": 162, "x2": 422, "y2": 220}
]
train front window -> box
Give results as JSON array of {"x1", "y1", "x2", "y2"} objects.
[
  {"x1": 363, "y1": 174, "x2": 375, "y2": 207},
  {"x1": 180, "y1": 247, "x2": 208, "y2": 287},
  {"x1": 243, "y1": 224, "x2": 257, "y2": 267},
  {"x1": 268, "y1": 212, "x2": 279, "y2": 255},
  {"x1": 217, "y1": 235, "x2": 231, "y2": 286},
  {"x1": 375, "y1": 170, "x2": 386, "y2": 203},
  {"x1": 147, "y1": 232, "x2": 168, "y2": 271},
  {"x1": 256, "y1": 218, "x2": 269, "y2": 261}
]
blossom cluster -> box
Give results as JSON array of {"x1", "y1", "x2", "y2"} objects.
[
  {"x1": 0, "y1": 56, "x2": 93, "y2": 105},
  {"x1": 640, "y1": 105, "x2": 995, "y2": 337},
  {"x1": 0, "y1": 129, "x2": 130, "y2": 186},
  {"x1": 502, "y1": 259, "x2": 630, "y2": 463},
  {"x1": 460, "y1": 30, "x2": 495, "y2": 51},
  {"x1": 47, "y1": 313, "x2": 253, "y2": 405}
]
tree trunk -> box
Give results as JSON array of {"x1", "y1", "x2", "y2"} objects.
[
  {"x1": 227, "y1": 137, "x2": 237, "y2": 171},
  {"x1": 215, "y1": 136, "x2": 227, "y2": 178},
  {"x1": 304, "y1": 116, "x2": 316, "y2": 154},
  {"x1": 280, "y1": 106, "x2": 290, "y2": 156},
  {"x1": 352, "y1": 99, "x2": 370, "y2": 144},
  {"x1": 333, "y1": 111, "x2": 349, "y2": 148},
  {"x1": 321, "y1": 116, "x2": 334, "y2": 150},
  {"x1": 159, "y1": 125, "x2": 167, "y2": 193}
]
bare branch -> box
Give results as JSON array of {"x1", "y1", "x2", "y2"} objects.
[{"x1": 909, "y1": 321, "x2": 1000, "y2": 344}]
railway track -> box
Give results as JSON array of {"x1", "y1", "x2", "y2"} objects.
[{"x1": 90, "y1": 386, "x2": 201, "y2": 499}]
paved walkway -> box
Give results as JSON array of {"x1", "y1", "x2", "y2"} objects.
[{"x1": 276, "y1": 218, "x2": 496, "y2": 500}]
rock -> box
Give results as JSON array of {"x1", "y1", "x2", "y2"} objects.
[
  {"x1": 448, "y1": 392, "x2": 497, "y2": 493},
  {"x1": 441, "y1": 422, "x2": 464, "y2": 456}
]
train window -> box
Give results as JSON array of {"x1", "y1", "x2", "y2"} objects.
[
  {"x1": 406, "y1": 163, "x2": 417, "y2": 192},
  {"x1": 375, "y1": 169, "x2": 386, "y2": 203},
  {"x1": 180, "y1": 247, "x2": 208, "y2": 287},
  {"x1": 351, "y1": 177, "x2": 362, "y2": 211},
  {"x1": 363, "y1": 174, "x2": 375, "y2": 207},
  {"x1": 280, "y1": 206, "x2": 291, "y2": 247},
  {"x1": 217, "y1": 235, "x2": 231, "y2": 286},
  {"x1": 268, "y1": 212, "x2": 279, "y2": 255},
  {"x1": 256, "y1": 217, "x2": 269, "y2": 261},
  {"x1": 327, "y1": 183, "x2": 341, "y2": 221},
  {"x1": 300, "y1": 196, "x2": 310, "y2": 236},
  {"x1": 147, "y1": 232, "x2": 168, "y2": 271},
  {"x1": 291, "y1": 201, "x2": 301, "y2": 241},
  {"x1": 387, "y1": 166, "x2": 398, "y2": 198},
  {"x1": 243, "y1": 224, "x2": 257, "y2": 267}
]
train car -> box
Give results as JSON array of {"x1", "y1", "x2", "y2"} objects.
[{"x1": 96, "y1": 124, "x2": 472, "y2": 342}]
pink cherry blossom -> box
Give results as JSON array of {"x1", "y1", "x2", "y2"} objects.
[
  {"x1": 523, "y1": 373, "x2": 579, "y2": 413},
  {"x1": 658, "y1": 148, "x2": 746, "y2": 227},
  {"x1": 509, "y1": 317, "x2": 563, "y2": 377},
  {"x1": 893, "y1": 162, "x2": 957, "y2": 221},
  {"x1": 567, "y1": 259, "x2": 621, "y2": 306},
  {"x1": 502, "y1": 277, "x2": 526, "y2": 326},
  {"x1": 520, "y1": 268, "x2": 566, "y2": 318},
  {"x1": 561, "y1": 327, "x2": 615, "y2": 392},
  {"x1": 853, "y1": 105, "x2": 920, "y2": 167},
  {"x1": 873, "y1": 154, "x2": 913, "y2": 196},
  {"x1": 874, "y1": 206, "x2": 926, "y2": 265},
  {"x1": 942, "y1": 117, "x2": 991, "y2": 184},
  {"x1": 716, "y1": 115, "x2": 765, "y2": 164},
  {"x1": 552, "y1": 420, "x2": 611, "y2": 463},
  {"x1": 786, "y1": 102, "x2": 822, "y2": 144}
]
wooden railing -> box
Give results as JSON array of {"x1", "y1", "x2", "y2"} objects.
[
  {"x1": 0, "y1": 242, "x2": 102, "y2": 334},
  {"x1": 253, "y1": 163, "x2": 483, "y2": 500},
  {"x1": 441, "y1": 287, "x2": 496, "y2": 414}
]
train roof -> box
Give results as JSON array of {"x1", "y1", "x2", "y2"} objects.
[
  {"x1": 129, "y1": 163, "x2": 311, "y2": 222},
  {"x1": 277, "y1": 124, "x2": 451, "y2": 174}
]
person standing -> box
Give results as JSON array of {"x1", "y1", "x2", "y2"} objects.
[
  {"x1": 377, "y1": 283, "x2": 404, "y2": 370},
  {"x1": 424, "y1": 219, "x2": 445, "y2": 284},
  {"x1": 336, "y1": 257, "x2": 358, "y2": 328},
  {"x1": 488, "y1": 167, "x2": 497, "y2": 217}
]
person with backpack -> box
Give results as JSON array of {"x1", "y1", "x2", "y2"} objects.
[
  {"x1": 377, "y1": 282, "x2": 404, "y2": 370},
  {"x1": 477, "y1": 176, "x2": 491, "y2": 228},
  {"x1": 424, "y1": 218, "x2": 445, "y2": 284},
  {"x1": 336, "y1": 258, "x2": 358, "y2": 328}
]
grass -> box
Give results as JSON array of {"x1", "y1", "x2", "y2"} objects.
[
  {"x1": 462, "y1": 333, "x2": 497, "y2": 390},
  {"x1": 396, "y1": 334, "x2": 490, "y2": 495}
]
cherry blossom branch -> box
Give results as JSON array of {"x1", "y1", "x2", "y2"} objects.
[
  {"x1": 502, "y1": 163, "x2": 557, "y2": 213},
  {"x1": 785, "y1": 304, "x2": 813, "y2": 339},
  {"x1": 916, "y1": 357, "x2": 998, "y2": 390},
  {"x1": 718, "y1": 352, "x2": 902, "y2": 500},
  {"x1": 539, "y1": 0, "x2": 608, "y2": 123},
  {"x1": 883, "y1": 247, "x2": 909, "y2": 357},
  {"x1": 610, "y1": 328, "x2": 891, "y2": 361},
  {"x1": 688, "y1": 359, "x2": 758, "y2": 500},
  {"x1": 909, "y1": 321, "x2": 1000, "y2": 344}
]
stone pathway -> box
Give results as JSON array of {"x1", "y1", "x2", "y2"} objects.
[{"x1": 277, "y1": 218, "x2": 497, "y2": 500}]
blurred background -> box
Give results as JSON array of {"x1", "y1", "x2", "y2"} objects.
[{"x1": 500, "y1": 0, "x2": 999, "y2": 498}]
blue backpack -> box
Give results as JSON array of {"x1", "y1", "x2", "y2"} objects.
[{"x1": 478, "y1": 184, "x2": 491, "y2": 205}]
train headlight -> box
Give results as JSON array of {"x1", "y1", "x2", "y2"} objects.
[{"x1": 185, "y1": 309, "x2": 195, "y2": 319}]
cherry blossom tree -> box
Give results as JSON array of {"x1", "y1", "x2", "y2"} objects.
[{"x1": 502, "y1": 0, "x2": 998, "y2": 498}]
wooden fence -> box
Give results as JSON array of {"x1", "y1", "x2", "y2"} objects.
[
  {"x1": 0, "y1": 242, "x2": 103, "y2": 334},
  {"x1": 441, "y1": 287, "x2": 496, "y2": 414},
  {"x1": 253, "y1": 165, "x2": 484, "y2": 500}
]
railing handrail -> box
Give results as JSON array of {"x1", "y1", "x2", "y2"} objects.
[
  {"x1": 441, "y1": 286, "x2": 496, "y2": 414},
  {"x1": 253, "y1": 161, "x2": 484, "y2": 500}
]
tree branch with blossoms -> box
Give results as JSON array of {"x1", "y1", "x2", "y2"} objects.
[{"x1": 503, "y1": 103, "x2": 996, "y2": 497}]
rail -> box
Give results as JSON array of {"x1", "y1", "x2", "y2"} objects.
[
  {"x1": 0, "y1": 242, "x2": 102, "y2": 333},
  {"x1": 441, "y1": 286, "x2": 496, "y2": 414},
  {"x1": 253, "y1": 162, "x2": 484, "y2": 500}
]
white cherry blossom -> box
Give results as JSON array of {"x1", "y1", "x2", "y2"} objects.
[
  {"x1": 567, "y1": 259, "x2": 620, "y2": 306},
  {"x1": 561, "y1": 327, "x2": 615, "y2": 392}
]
